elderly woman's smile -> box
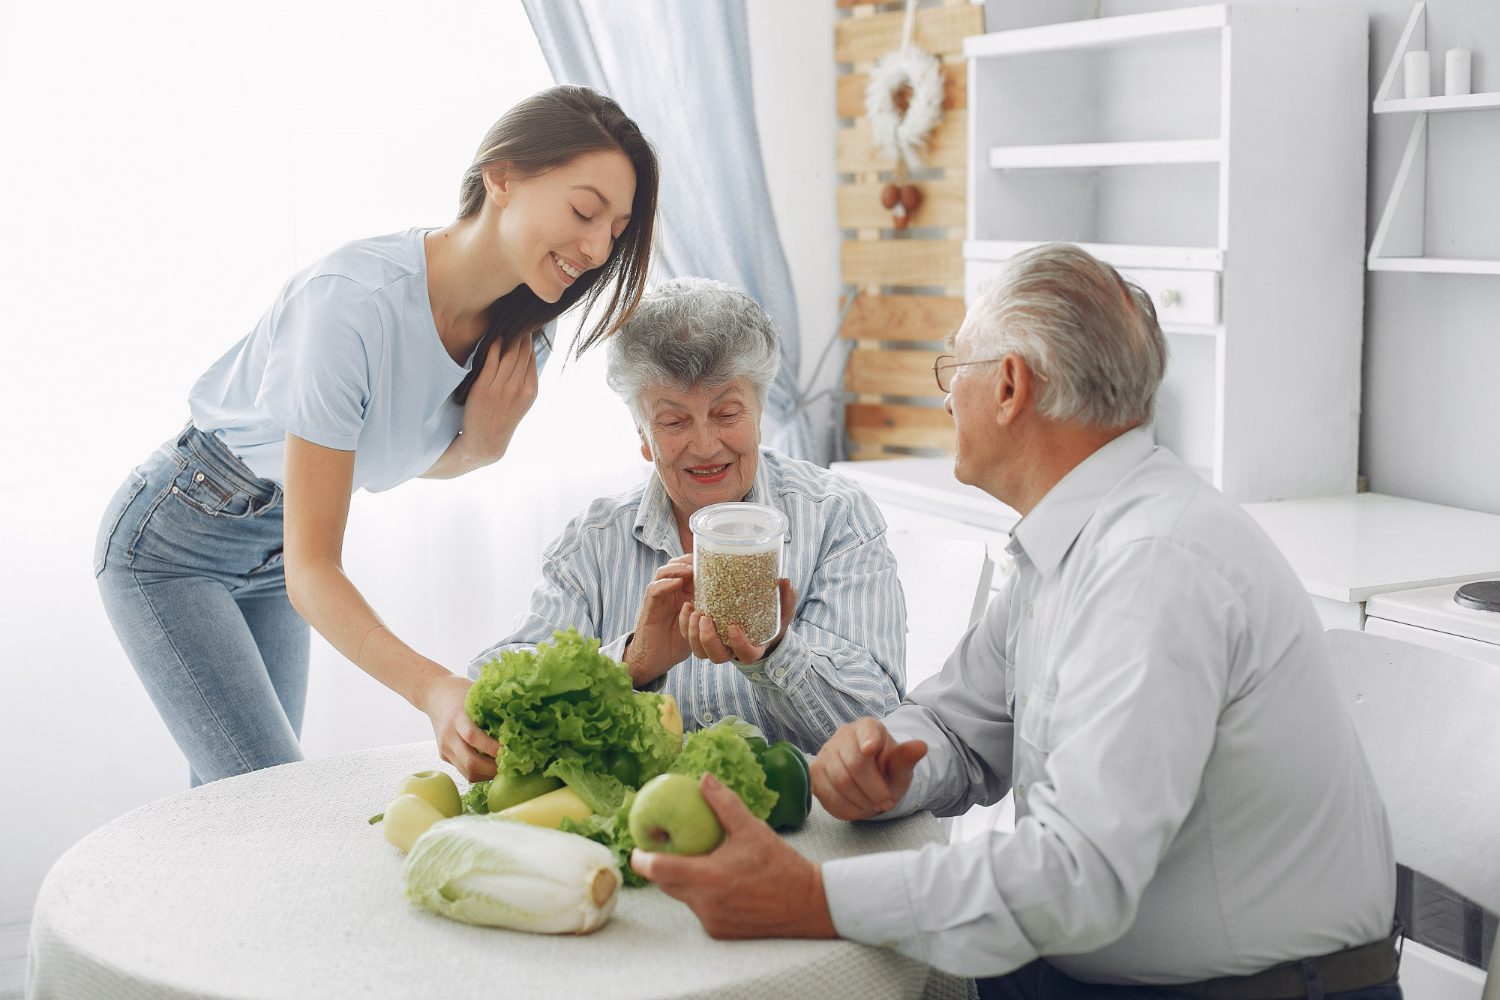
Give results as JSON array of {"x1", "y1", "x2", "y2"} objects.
[{"x1": 639, "y1": 376, "x2": 761, "y2": 529}]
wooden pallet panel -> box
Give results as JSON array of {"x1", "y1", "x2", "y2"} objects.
[
  {"x1": 836, "y1": 62, "x2": 967, "y2": 119},
  {"x1": 838, "y1": 176, "x2": 966, "y2": 230},
  {"x1": 846, "y1": 402, "x2": 956, "y2": 450},
  {"x1": 834, "y1": 5, "x2": 984, "y2": 63},
  {"x1": 837, "y1": 117, "x2": 965, "y2": 173},
  {"x1": 841, "y1": 239, "x2": 963, "y2": 287},
  {"x1": 845, "y1": 346, "x2": 947, "y2": 397},
  {"x1": 840, "y1": 293, "x2": 968, "y2": 342}
]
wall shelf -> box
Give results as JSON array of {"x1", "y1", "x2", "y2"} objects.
[
  {"x1": 1367, "y1": 2, "x2": 1500, "y2": 274},
  {"x1": 1374, "y1": 92, "x2": 1500, "y2": 114},
  {"x1": 987, "y1": 139, "x2": 1223, "y2": 169}
]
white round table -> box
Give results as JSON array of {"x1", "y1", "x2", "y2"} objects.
[{"x1": 28, "y1": 742, "x2": 974, "y2": 1000}]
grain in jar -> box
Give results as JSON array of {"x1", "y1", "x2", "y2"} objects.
[{"x1": 689, "y1": 502, "x2": 787, "y2": 647}]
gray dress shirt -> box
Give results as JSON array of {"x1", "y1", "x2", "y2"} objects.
[
  {"x1": 822, "y1": 428, "x2": 1394, "y2": 982},
  {"x1": 470, "y1": 448, "x2": 906, "y2": 751}
]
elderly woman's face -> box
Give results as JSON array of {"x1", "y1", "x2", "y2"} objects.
[{"x1": 638, "y1": 376, "x2": 761, "y2": 519}]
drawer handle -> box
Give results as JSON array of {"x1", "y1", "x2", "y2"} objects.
[{"x1": 1158, "y1": 288, "x2": 1182, "y2": 308}]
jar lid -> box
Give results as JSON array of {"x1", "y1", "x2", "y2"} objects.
[
  {"x1": 689, "y1": 502, "x2": 787, "y2": 548},
  {"x1": 1454, "y1": 580, "x2": 1500, "y2": 613}
]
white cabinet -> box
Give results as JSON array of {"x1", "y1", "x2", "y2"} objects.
[{"x1": 963, "y1": 5, "x2": 1369, "y2": 501}]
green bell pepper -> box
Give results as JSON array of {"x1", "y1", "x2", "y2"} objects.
[{"x1": 756, "y1": 740, "x2": 812, "y2": 831}]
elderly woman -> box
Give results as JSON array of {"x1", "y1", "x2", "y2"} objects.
[{"x1": 469, "y1": 277, "x2": 905, "y2": 750}]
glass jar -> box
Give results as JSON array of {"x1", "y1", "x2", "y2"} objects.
[{"x1": 689, "y1": 502, "x2": 788, "y2": 647}]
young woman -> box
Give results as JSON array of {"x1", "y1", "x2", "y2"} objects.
[{"x1": 94, "y1": 85, "x2": 658, "y2": 785}]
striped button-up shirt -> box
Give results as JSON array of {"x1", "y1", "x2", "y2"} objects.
[{"x1": 468, "y1": 448, "x2": 906, "y2": 751}]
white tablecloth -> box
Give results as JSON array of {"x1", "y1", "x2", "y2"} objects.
[{"x1": 28, "y1": 742, "x2": 975, "y2": 1000}]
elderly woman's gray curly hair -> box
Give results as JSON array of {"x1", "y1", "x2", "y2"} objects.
[{"x1": 605, "y1": 277, "x2": 781, "y2": 424}]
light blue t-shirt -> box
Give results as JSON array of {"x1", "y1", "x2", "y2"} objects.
[{"x1": 189, "y1": 228, "x2": 545, "y2": 493}]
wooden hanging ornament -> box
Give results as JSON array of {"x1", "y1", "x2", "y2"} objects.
[{"x1": 865, "y1": 0, "x2": 943, "y2": 230}]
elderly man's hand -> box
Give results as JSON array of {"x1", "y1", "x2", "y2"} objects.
[
  {"x1": 810, "y1": 718, "x2": 928, "y2": 820},
  {"x1": 624, "y1": 555, "x2": 695, "y2": 686},
  {"x1": 630, "y1": 773, "x2": 838, "y2": 940},
  {"x1": 680, "y1": 579, "x2": 796, "y2": 665}
]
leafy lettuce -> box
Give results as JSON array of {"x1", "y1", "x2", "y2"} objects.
[
  {"x1": 668, "y1": 721, "x2": 778, "y2": 822},
  {"x1": 465, "y1": 629, "x2": 679, "y2": 794}
]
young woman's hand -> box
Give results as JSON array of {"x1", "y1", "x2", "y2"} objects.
[
  {"x1": 419, "y1": 673, "x2": 500, "y2": 783},
  {"x1": 461, "y1": 332, "x2": 539, "y2": 466}
]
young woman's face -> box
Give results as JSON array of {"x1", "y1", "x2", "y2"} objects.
[{"x1": 491, "y1": 148, "x2": 636, "y2": 302}]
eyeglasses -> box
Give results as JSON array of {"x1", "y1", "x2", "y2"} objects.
[{"x1": 933, "y1": 354, "x2": 1004, "y2": 393}]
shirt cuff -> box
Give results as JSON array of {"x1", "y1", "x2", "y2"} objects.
[
  {"x1": 873, "y1": 706, "x2": 940, "y2": 817},
  {"x1": 600, "y1": 632, "x2": 630, "y2": 663},
  {"x1": 822, "y1": 850, "x2": 925, "y2": 958},
  {"x1": 735, "y1": 628, "x2": 809, "y2": 688}
]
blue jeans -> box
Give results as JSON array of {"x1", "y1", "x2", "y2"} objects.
[
  {"x1": 95, "y1": 424, "x2": 308, "y2": 785},
  {"x1": 978, "y1": 962, "x2": 1402, "y2": 1000}
]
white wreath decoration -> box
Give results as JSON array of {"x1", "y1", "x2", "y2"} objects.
[{"x1": 864, "y1": 46, "x2": 944, "y2": 172}]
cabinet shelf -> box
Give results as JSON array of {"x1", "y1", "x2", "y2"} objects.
[
  {"x1": 988, "y1": 139, "x2": 1223, "y2": 169},
  {"x1": 963, "y1": 5, "x2": 1227, "y2": 57},
  {"x1": 965, "y1": 240, "x2": 1223, "y2": 272}
]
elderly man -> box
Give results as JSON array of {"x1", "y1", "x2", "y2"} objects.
[
  {"x1": 470, "y1": 277, "x2": 905, "y2": 751},
  {"x1": 634, "y1": 245, "x2": 1400, "y2": 1000}
]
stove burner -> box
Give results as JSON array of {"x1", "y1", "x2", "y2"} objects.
[{"x1": 1454, "y1": 580, "x2": 1500, "y2": 613}]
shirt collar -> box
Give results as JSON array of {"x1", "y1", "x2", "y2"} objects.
[
  {"x1": 1007, "y1": 427, "x2": 1155, "y2": 579},
  {"x1": 632, "y1": 448, "x2": 780, "y2": 555}
]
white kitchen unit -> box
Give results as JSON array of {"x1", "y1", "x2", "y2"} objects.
[
  {"x1": 964, "y1": 5, "x2": 1369, "y2": 501},
  {"x1": 833, "y1": 457, "x2": 1019, "y2": 585},
  {"x1": 1243, "y1": 493, "x2": 1500, "y2": 629},
  {"x1": 1364, "y1": 582, "x2": 1499, "y2": 996}
]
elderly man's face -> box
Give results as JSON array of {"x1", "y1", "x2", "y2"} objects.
[
  {"x1": 638, "y1": 376, "x2": 761, "y2": 522},
  {"x1": 944, "y1": 323, "x2": 1004, "y2": 489}
]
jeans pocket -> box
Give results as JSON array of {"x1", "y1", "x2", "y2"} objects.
[{"x1": 95, "y1": 471, "x2": 147, "y2": 576}]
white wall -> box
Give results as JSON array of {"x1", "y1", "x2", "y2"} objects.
[{"x1": 748, "y1": 0, "x2": 843, "y2": 465}]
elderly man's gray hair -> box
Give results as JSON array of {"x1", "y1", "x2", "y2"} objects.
[
  {"x1": 965, "y1": 243, "x2": 1168, "y2": 429},
  {"x1": 605, "y1": 276, "x2": 781, "y2": 422}
]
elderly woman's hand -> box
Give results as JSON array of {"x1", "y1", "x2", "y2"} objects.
[
  {"x1": 680, "y1": 579, "x2": 797, "y2": 666},
  {"x1": 623, "y1": 555, "x2": 695, "y2": 686}
]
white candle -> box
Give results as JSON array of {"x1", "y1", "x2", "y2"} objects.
[
  {"x1": 1404, "y1": 49, "x2": 1431, "y2": 99},
  {"x1": 1445, "y1": 47, "x2": 1472, "y2": 96}
]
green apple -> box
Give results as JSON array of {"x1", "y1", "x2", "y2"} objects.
[
  {"x1": 628, "y1": 773, "x2": 724, "y2": 856},
  {"x1": 396, "y1": 770, "x2": 462, "y2": 818},
  {"x1": 488, "y1": 770, "x2": 563, "y2": 813}
]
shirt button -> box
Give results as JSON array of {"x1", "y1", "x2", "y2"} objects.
[
  {"x1": 1027, "y1": 604, "x2": 1035, "y2": 619},
  {"x1": 752, "y1": 672, "x2": 767, "y2": 683},
  {"x1": 772, "y1": 667, "x2": 786, "y2": 680},
  {"x1": 1017, "y1": 783, "x2": 1026, "y2": 798}
]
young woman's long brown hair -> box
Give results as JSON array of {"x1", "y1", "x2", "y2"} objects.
[{"x1": 453, "y1": 85, "x2": 659, "y2": 404}]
